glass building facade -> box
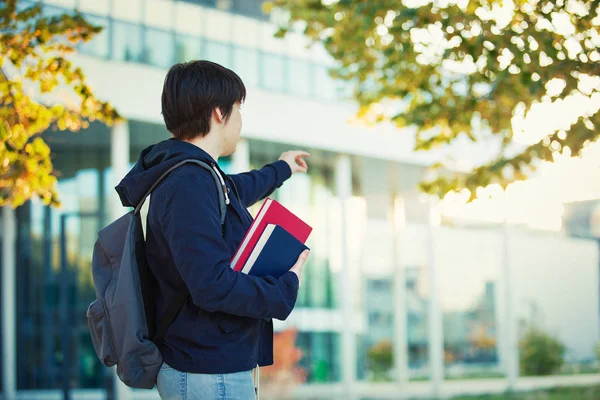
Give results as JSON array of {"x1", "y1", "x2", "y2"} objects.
[
  {"x1": 60, "y1": 3, "x2": 339, "y2": 100},
  {"x1": 14, "y1": 124, "x2": 112, "y2": 390},
  {"x1": 248, "y1": 141, "x2": 343, "y2": 383},
  {"x1": 6, "y1": 129, "x2": 561, "y2": 392}
]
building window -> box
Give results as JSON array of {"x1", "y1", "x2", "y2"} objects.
[
  {"x1": 175, "y1": 34, "x2": 203, "y2": 63},
  {"x1": 17, "y1": 0, "x2": 39, "y2": 12},
  {"x1": 248, "y1": 141, "x2": 340, "y2": 309},
  {"x1": 179, "y1": 0, "x2": 218, "y2": 7},
  {"x1": 368, "y1": 311, "x2": 393, "y2": 327},
  {"x1": 289, "y1": 59, "x2": 312, "y2": 97},
  {"x1": 14, "y1": 123, "x2": 112, "y2": 390},
  {"x1": 77, "y1": 14, "x2": 110, "y2": 59},
  {"x1": 14, "y1": 0, "x2": 36, "y2": 33},
  {"x1": 314, "y1": 65, "x2": 337, "y2": 100},
  {"x1": 205, "y1": 40, "x2": 232, "y2": 68},
  {"x1": 40, "y1": 3, "x2": 64, "y2": 17},
  {"x1": 368, "y1": 279, "x2": 393, "y2": 292},
  {"x1": 230, "y1": 0, "x2": 268, "y2": 21},
  {"x1": 262, "y1": 53, "x2": 286, "y2": 92},
  {"x1": 112, "y1": 21, "x2": 144, "y2": 63},
  {"x1": 233, "y1": 47, "x2": 259, "y2": 88},
  {"x1": 178, "y1": 0, "x2": 268, "y2": 20},
  {"x1": 144, "y1": 27, "x2": 175, "y2": 69}
]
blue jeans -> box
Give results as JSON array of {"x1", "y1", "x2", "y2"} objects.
[{"x1": 156, "y1": 362, "x2": 256, "y2": 400}]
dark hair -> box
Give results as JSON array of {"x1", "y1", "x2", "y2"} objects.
[{"x1": 161, "y1": 60, "x2": 246, "y2": 140}]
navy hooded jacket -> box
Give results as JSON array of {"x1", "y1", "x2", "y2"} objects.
[{"x1": 115, "y1": 138, "x2": 299, "y2": 374}]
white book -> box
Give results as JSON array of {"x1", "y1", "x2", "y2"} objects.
[{"x1": 240, "y1": 224, "x2": 277, "y2": 274}]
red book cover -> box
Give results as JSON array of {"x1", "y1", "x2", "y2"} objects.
[{"x1": 231, "y1": 198, "x2": 312, "y2": 272}]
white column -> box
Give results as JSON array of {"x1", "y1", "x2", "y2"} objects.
[
  {"x1": 335, "y1": 155, "x2": 356, "y2": 396},
  {"x1": 501, "y1": 221, "x2": 519, "y2": 389},
  {"x1": 2, "y1": 206, "x2": 16, "y2": 400},
  {"x1": 110, "y1": 120, "x2": 130, "y2": 222},
  {"x1": 231, "y1": 138, "x2": 250, "y2": 173},
  {"x1": 110, "y1": 121, "x2": 132, "y2": 400},
  {"x1": 427, "y1": 199, "x2": 444, "y2": 397},
  {"x1": 393, "y1": 197, "x2": 409, "y2": 388}
]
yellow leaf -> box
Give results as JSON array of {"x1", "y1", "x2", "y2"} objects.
[{"x1": 262, "y1": 2, "x2": 274, "y2": 14}]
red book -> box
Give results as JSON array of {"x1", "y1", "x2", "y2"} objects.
[{"x1": 231, "y1": 198, "x2": 312, "y2": 272}]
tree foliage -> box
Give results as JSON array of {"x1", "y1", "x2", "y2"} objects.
[
  {"x1": 267, "y1": 0, "x2": 600, "y2": 199},
  {"x1": 367, "y1": 339, "x2": 394, "y2": 381},
  {"x1": 519, "y1": 327, "x2": 565, "y2": 376},
  {"x1": 0, "y1": 0, "x2": 120, "y2": 207}
]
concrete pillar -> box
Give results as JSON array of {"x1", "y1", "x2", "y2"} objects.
[
  {"x1": 427, "y1": 199, "x2": 444, "y2": 397},
  {"x1": 393, "y1": 197, "x2": 409, "y2": 388},
  {"x1": 2, "y1": 206, "x2": 16, "y2": 400},
  {"x1": 335, "y1": 155, "x2": 356, "y2": 396},
  {"x1": 110, "y1": 121, "x2": 132, "y2": 400},
  {"x1": 501, "y1": 222, "x2": 519, "y2": 390},
  {"x1": 110, "y1": 121, "x2": 130, "y2": 222}
]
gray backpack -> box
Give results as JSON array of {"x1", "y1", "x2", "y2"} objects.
[{"x1": 86, "y1": 159, "x2": 227, "y2": 389}]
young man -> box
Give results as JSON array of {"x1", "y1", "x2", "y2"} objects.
[{"x1": 115, "y1": 60, "x2": 310, "y2": 399}]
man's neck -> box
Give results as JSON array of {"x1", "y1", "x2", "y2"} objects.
[{"x1": 184, "y1": 133, "x2": 221, "y2": 162}]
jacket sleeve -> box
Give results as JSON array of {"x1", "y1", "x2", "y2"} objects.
[
  {"x1": 157, "y1": 167, "x2": 299, "y2": 320},
  {"x1": 228, "y1": 160, "x2": 292, "y2": 207}
]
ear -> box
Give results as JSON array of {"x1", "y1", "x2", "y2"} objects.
[{"x1": 213, "y1": 107, "x2": 224, "y2": 123}]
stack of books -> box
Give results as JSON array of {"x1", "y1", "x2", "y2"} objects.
[{"x1": 230, "y1": 198, "x2": 312, "y2": 278}]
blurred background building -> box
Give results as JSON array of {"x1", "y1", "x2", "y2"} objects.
[{"x1": 1, "y1": 0, "x2": 599, "y2": 399}]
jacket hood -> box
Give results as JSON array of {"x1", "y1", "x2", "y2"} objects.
[{"x1": 115, "y1": 138, "x2": 217, "y2": 208}]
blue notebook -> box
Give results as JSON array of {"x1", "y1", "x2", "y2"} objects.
[{"x1": 241, "y1": 224, "x2": 309, "y2": 278}]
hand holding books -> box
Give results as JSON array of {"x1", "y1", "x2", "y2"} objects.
[
  {"x1": 231, "y1": 198, "x2": 313, "y2": 283},
  {"x1": 289, "y1": 249, "x2": 310, "y2": 286}
]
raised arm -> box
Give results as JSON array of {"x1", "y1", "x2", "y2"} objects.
[
  {"x1": 228, "y1": 160, "x2": 291, "y2": 207},
  {"x1": 228, "y1": 150, "x2": 310, "y2": 207}
]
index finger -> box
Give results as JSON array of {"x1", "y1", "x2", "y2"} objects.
[{"x1": 292, "y1": 151, "x2": 311, "y2": 157}]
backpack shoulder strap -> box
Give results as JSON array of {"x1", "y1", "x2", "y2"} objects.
[{"x1": 135, "y1": 159, "x2": 227, "y2": 225}]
